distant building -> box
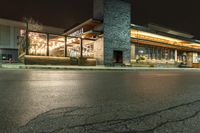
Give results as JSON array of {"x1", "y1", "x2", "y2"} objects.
[{"x1": 0, "y1": 18, "x2": 64, "y2": 63}]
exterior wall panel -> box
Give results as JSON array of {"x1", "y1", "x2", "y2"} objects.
[
  {"x1": 94, "y1": 37, "x2": 104, "y2": 65},
  {"x1": 0, "y1": 25, "x2": 10, "y2": 48}
]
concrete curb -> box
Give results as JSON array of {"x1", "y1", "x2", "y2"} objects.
[
  {"x1": 16, "y1": 66, "x2": 200, "y2": 72},
  {"x1": 1, "y1": 64, "x2": 200, "y2": 71}
]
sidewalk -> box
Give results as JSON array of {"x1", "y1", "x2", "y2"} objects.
[{"x1": 1, "y1": 63, "x2": 200, "y2": 71}]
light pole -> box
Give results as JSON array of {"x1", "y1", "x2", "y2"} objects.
[{"x1": 24, "y1": 18, "x2": 29, "y2": 55}]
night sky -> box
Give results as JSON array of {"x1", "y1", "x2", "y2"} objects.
[{"x1": 0, "y1": 0, "x2": 200, "y2": 38}]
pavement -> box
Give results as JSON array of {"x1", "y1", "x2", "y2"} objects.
[{"x1": 0, "y1": 67, "x2": 200, "y2": 133}]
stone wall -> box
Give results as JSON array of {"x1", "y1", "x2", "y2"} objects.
[
  {"x1": 103, "y1": 0, "x2": 131, "y2": 65},
  {"x1": 93, "y1": 0, "x2": 104, "y2": 20}
]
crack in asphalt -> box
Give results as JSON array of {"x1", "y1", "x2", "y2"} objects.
[
  {"x1": 137, "y1": 109, "x2": 200, "y2": 133},
  {"x1": 61, "y1": 99, "x2": 200, "y2": 131},
  {"x1": 17, "y1": 99, "x2": 200, "y2": 133}
]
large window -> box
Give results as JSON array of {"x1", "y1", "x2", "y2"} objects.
[
  {"x1": 135, "y1": 44, "x2": 175, "y2": 63},
  {"x1": 49, "y1": 35, "x2": 65, "y2": 57},
  {"x1": 82, "y1": 39, "x2": 94, "y2": 58},
  {"x1": 27, "y1": 32, "x2": 96, "y2": 58},
  {"x1": 66, "y1": 37, "x2": 95, "y2": 58},
  {"x1": 67, "y1": 37, "x2": 81, "y2": 58},
  {"x1": 28, "y1": 32, "x2": 47, "y2": 56}
]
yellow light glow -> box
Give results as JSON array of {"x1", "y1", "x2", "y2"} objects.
[
  {"x1": 131, "y1": 29, "x2": 200, "y2": 49},
  {"x1": 131, "y1": 30, "x2": 182, "y2": 42}
]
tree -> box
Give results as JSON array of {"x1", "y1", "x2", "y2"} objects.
[{"x1": 23, "y1": 17, "x2": 43, "y2": 32}]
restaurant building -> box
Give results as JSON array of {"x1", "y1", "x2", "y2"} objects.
[{"x1": 19, "y1": 0, "x2": 200, "y2": 67}]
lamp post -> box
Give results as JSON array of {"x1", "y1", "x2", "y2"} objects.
[{"x1": 25, "y1": 19, "x2": 29, "y2": 55}]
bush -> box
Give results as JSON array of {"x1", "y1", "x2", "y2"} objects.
[{"x1": 136, "y1": 56, "x2": 145, "y2": 63}]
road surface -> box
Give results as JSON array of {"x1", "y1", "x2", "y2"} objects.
[{"x1": 0, "y1": 69, "x2": 200, "y2": 132}]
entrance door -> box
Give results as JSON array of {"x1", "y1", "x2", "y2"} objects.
[{"x1": 113, "y1": 50, "x2": 123, "y2": 64}]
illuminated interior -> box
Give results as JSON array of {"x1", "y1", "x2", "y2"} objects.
[
  {"x1": 130, "y1": 29, "x2": 200, "y2": 64},
  {"x1": 28, "y1": 32, "x2": 95, "y2": 58},
  {"x1": 67, "y1": 37, "x2": 81, "y2": 57},
  {"x1": 19, "y1": 21, "x2": 200, "y2": 65},
  {"x1": 66, "y1": 37, "x2": 94, "y2": 58},
  {"x1": 131, "y1": 29, "x2": 200, "y2": 50},
  {"x1": 28, "y1": 32, "x2": 47, "y2": 56},
  {"x1": 49, "y1": 35, "x2": 65, "y2": 57}
]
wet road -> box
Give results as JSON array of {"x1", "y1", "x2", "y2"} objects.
[{"x1": 1, "y1": 69, "x2": 200, "y2": 132}]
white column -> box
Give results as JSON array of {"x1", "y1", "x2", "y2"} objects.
[
  {"x1": 94, "y1": 37, "x2": 104, "y2": 65},
  {"x1": 131, "y1": 44, "x2": 136, "y2": 60},
  {"x1": 175, "y1": 49, "x2": 178, "y2": 62}
]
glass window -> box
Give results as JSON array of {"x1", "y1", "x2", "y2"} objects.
[
  {"x1": 149, "y1": 46, "x2": 153, "y2": 59},
  {"x1": 82, "y1": 39, "x2": 95, "y2": 58},
  {"x1": 8, "y1": 54, "x2": 12, "y2": 60},
  {"x1": 161, "y1": 48, "x2": 165, "y2": 59},
  {"x1": 135, "y1": 44, "x2": 175, "y2": 62},
  {"x1": 157, "y1": 47, "x2": 161, "y2": 60},
  {"x1": 170, "y1": 49, "x2": 175, "y2": 60},
  {"x1": 28, "y1": 32, "x2": 47, "y2": 56},
  {"x1": 67, "y1": 37, "x2": 81, "y2": 58},
  {"x1": 49, "y1": 35, "x2": 65, "y2": 57}
]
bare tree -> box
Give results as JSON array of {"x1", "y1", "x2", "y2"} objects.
[{"x1": 23, "y1": 17, "x2": 43, "y2": 31}]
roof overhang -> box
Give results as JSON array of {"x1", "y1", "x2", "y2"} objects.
[{"x1": 64, "y1": 18, "x2": 102, "y2": 36}]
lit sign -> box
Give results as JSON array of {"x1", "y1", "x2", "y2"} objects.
[{"x1": 69, "y1": 28, "x2": 84, "y2": 37}]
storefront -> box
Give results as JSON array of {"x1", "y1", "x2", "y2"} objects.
[
  {"x1": 130, "y1": 25, "x2": 200, "y2": 67},
  {"x1": 17, "y1": 0, "x2": 200, "y2": 67},
  {"x1": 18, "y1": 20, "x2": 100, "y2": 66},
  {"x1": 17, "y1": 19, "x2": 200, "y2": 67}
]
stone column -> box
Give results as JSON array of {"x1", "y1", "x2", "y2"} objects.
[
  {"x1": 103, "y1": 0, "x2": 131, "y2": 65},
  {"x1": 93, "y1": 0, "x2": 104, "y2": 20}
]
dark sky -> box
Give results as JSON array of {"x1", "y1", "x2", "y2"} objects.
[{"x1": 0, "y1": 0, "x2": 200, "y2": 38}]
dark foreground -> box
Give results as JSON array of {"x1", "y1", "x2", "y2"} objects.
[{"x1": 0, "y1": 69, "x2": 200, "y2": 133}]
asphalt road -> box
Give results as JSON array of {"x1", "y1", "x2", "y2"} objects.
[{"x1": 1, "y1": 69, "x2": 200, "y2": 133}]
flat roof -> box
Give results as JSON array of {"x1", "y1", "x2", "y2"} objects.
[
  {"x1": 147, "y1": 24, "x2": 194, "y2": 39},
  {"x1": 131, "y1": 24, "x2": 200, "y2": 45},
  {"x1": 64, "y1": 19, "x2": 102, "y2": 36}
]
